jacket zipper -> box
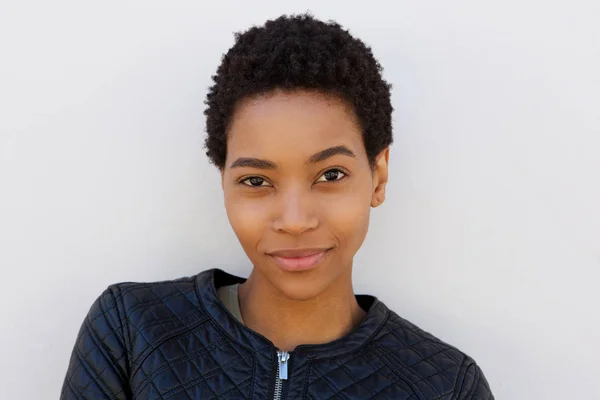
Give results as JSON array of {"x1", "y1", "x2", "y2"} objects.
[{"x1": 273, "y1": 350, "x2": 290, "y2": 400}]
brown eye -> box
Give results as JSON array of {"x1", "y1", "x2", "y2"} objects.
[
  {"x1": 316, "y1": 169, "x2": 347, "y2": 183},
  {"x1": 241, "y1": 176, "x2": 270, "y2": 187}
]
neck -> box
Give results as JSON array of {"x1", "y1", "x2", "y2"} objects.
[{"x1": 237, "y1": 268, "x2": 366, "y2": 351}]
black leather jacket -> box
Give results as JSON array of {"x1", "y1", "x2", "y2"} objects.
[{"x1": 61, "y1": 269, "x2": 493, "y2": 399}]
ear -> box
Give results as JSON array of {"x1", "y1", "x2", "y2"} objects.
[{"x1": 371, "y1": 147, "x2": 390, "y2": 208}]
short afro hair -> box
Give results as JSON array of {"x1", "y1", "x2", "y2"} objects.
[{"x1": 204, "y1": 14, "x2": 393, "y2": 169}]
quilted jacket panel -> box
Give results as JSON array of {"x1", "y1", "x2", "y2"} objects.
[{"x1": 61, "y1": 269, "x2": 493, "y2": 399}]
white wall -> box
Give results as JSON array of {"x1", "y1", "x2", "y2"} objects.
[{"x1": 1, "y1": 1, "x2": 598, "y2": 398}]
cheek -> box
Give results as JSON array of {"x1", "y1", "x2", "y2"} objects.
[
  {"x1": 319, "y1": 185, "x2": 372, "y2": 248},
  {"x1": 224, "y1": 194, "x2": 270, "y2": 249}
]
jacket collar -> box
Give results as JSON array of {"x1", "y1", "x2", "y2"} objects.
[{"x1": 195, "y1": 268, "x2": 390, "y2": 360}]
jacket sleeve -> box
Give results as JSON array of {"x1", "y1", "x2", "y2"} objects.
[
  {"x1": 60, "y1": 288, "x2": 131, "y2": 400},
  {"x1": 457, "y1": 362, "x2": 494, "y2": 400}
]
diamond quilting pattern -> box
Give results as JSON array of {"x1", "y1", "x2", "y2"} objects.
[
  {"x1": 307, "y1": 351, "x2": 420, "y2": 399},
  {"x1": 61, "y1": 269, "x2": 493, "y2": 399}
]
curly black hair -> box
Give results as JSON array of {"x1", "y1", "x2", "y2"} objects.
[{"x1": 204, "y1": 14, "x2": 393, "y2": 169}]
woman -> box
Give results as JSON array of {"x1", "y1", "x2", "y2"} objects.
[{"x1": 61, "y1": 14, "x2": 493, "y2": 399}]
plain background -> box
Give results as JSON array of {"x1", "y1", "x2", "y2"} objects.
[{"x1": 1, "y1": 1, "x2": 599, "y2": 399}]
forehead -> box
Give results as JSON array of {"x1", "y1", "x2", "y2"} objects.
[{"x1": 226, "y1": 90, "x2": 365, "y2": 162}]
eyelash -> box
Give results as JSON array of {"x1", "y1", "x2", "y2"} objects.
[{"x1": 238, "y1": 168, "x2": 349, "y2": 188}]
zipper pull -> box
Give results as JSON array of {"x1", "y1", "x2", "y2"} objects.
[{"x1": 277, "y1": 350, "x2": 290, "y2": 380}]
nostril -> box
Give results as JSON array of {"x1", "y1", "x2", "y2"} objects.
[{"x1": 272, "y1": 213, "x2": 319, "y2": 235}]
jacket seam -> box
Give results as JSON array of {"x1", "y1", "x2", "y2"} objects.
[
  {"x1": 128, "y1": 315, "x2": 211, "y2": 378},
  {"x1": 110, "y1": 285, "x2": 134, "y2": 383},
  {"x1": 131, "y1": 335, "x2": 230, "y2": 397},
  {"x1": 372, "y1": 346, "x2": 425, "y2": 400},
  {"x1": 451, "y1": 358, "x2": 471, "y2": 400},
  {"x1": 76, "y1": 294, "x2": 128, "y2": 399},
  {"x1": 100, "y1": 290, "x2": 131, "y2": 388},
  {"x1": 457, "y1": 362, "x2": 479, "y2": 399}
]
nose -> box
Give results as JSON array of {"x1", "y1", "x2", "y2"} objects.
[{"x1": 271, "y1": 186, "x2": 319, "y2": 235}]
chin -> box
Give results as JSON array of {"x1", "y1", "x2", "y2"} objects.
[
  {"x1": 277, "y1": 281, "x2": 329, "y2": 301},
  {"x1": 268, "y1": 266, "x2": 342, "y2": 302}
]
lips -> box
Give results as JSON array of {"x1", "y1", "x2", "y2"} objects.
[{"x1": 267, "y1": 248, "x2": 331, "y2": 271}]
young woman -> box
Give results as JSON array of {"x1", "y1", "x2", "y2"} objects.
[{"x1": 61, "y1": 14, "x2": 493, "y2": 400}]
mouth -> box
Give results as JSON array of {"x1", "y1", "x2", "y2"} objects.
[{"x1": 267, "y1": 247, "x2": 332, "y2": 272}]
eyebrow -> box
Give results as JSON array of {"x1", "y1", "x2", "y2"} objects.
[
  {"x1": 307, "y1": 145, "x2": 356, "y2": 164},
  {"x1": 229, "y1": 145, "x2": 356, "y2": 170},
  {"x1": 229, "y1": 158, "x2": 277, "y2": 170}
]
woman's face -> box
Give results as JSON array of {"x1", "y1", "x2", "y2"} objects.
[{"x1": 222, "y1": 90, "x2": 388, "y2": 300}]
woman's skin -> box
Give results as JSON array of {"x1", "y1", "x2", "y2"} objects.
[{"x1": 222, "y1": 90, "x2": 389, "y2": 351}]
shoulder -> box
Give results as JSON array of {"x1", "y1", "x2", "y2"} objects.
[
  {"x1": 96, "y1": 273, "x2": 210, "y2": 354},
  {"x1": 106, "y1": 274, "x2": 201, "y2": 310},
  {"x1": 105, "y1": 272, "x2": 207, "y2": 323},
  {"x1": 368, "y1": 308, "x2": 493, "y2": 399},
  {"x1": 373, "y1": 309, "x2": 467, "y2": 364},
  {"x1": 62, "y1": 273, "x2": 214, "y2": 399}
]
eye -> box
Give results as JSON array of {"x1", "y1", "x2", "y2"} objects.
[
  {"x1": 316, "y1": 168, "x2": 347, "y2": 183},
  {"x1": 240, "y1": 176, "x2": 271, "y2": 187}
]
